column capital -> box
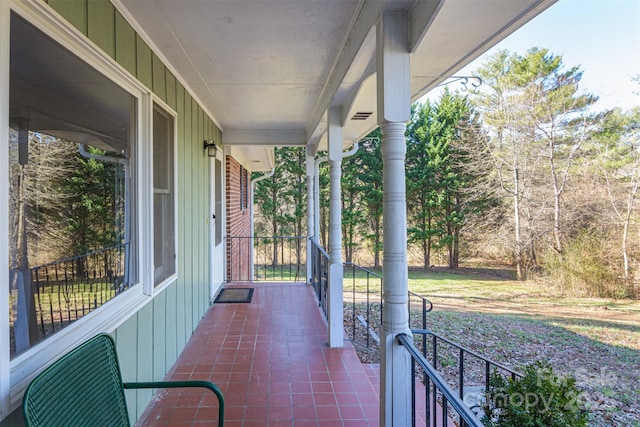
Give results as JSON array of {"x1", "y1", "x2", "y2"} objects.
[
  {"x1": 377, "y1": 12, "x2": 410, "y2": 124},
  {"x1": 328, "y1": 106, "x2": 344, "y2": 162},
  {"x1": 305, "y1": 151, "x2": 315, "y2": 177}
]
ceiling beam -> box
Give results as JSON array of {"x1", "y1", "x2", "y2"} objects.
[
  {"x1": 408, "y1": 0, "x2": 445, "y2": 53},
  {"x1": 223, "y1": 129, "x2": 307, "y2": 146},
  {"x1": 305, "y1": 0, "x2": 386, "y2": 141}
]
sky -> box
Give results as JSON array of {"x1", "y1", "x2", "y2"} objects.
[{"x1": 427, "y1": 0, "x2": 640, "y2": 112}]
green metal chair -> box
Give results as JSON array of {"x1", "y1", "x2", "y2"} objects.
[{"x1": 22, "y1": 333, "x2": 224, "y2": 426}]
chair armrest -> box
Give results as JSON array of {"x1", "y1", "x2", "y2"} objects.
[{"x1": 124, "y1": 380, "x2": 224, "y2": 426}]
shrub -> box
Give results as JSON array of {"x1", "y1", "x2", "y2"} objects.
[
  {"x1": 482, "y1": 361, "x2": 589, "y2": 427},
  {"x1": 541, "y1": 230, "x2": 627, "y2": 298}
]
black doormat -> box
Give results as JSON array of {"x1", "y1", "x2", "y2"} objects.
[{"x1": 214, "y1": 288, "x2": 254, "y2": 304}]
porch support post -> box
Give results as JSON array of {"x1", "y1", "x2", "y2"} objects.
[
  {"x1": 377, "y1": 12, "x2": 412, "y2": 426},
  {"x1": 327, "y1": 106, "x2": 344, "y2": 348},
  {"x1": 306, "y1": 146, "x2": 315, "y2": 285}
]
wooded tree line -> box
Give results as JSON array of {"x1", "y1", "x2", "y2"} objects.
[
  {"x1": 258, "y1": 47, "x2": 640, "y2": 299},
  {"x1": 8, "y1": 132, "x2": 125, "y2": 272}
]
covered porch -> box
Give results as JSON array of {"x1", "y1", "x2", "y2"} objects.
[
  {"x1": 1, "y1": 0, "x2": 557, "y2": 425},
  {"x1": 137, "y1": 282, "x2": 381, "y2": 426}
]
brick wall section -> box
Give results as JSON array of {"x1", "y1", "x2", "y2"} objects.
[{"x1": 226, "y1": 156, "x2": 251, "y2": 281}]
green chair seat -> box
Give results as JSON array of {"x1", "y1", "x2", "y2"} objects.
[{"x1": 22, "y1": 333, "x2": 224, "y2": 426}]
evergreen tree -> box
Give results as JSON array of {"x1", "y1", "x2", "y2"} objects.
[
  {"x1": 341, "y1": 152, "x2": 364, "y2": 263},
  {"x1": 357, "y1": 129, "x2": 384, "y2": 268},
  {"x1": 406, "y1": 100, "x2": 443, "y2": 268},
  {"x1": 435, "y1": 90, "x2": 479, "y2": 268},
  {"x1": 405, "y1": 90, "x2": 480, "y2": 268}
]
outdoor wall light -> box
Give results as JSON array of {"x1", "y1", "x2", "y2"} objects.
[{"x1": 204, "y1": 139, "x2": 217, "y2": 157}]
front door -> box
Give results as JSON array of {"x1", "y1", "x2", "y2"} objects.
[{"x1": 210, "y1": 155, "x2": 224, "y2": 298}]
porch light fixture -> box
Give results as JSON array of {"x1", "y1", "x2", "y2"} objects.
[{"x1": 204, "y1": 139, "x2": 217, "y2": 157}]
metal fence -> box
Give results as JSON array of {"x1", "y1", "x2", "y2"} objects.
[
  {"x1": 340, "y1": 258, "x2": 521, "y2": 425},
  {"x1": 226, "y1": 236, "x2": 307, "y2": 281},
  {"x1": 309, "y1": 239, "x2": 329, "y2": 316},
  {"x1": 411, "y1": 328, "x2": 523, "y2": 423},
  {"x1": 398, "y1": 333, "x2": 484, "y2": 427},
  {"x1": 344, "y1": 262, "x2": 382, "y2": 351},
  {"x1": 343, "y1": 262, "x2": 433, "y2": 352},
  {"x1": 10, "y1": 243, "x2": 130, "y2": 357}
]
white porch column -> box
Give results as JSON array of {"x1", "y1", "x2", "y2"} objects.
[
  {"x1": 306, "y1": 147, "x2": 315, "y2": 285},
  {"x1": 327, "y1": 106, "x2": 344, "y2": 348},
  {"x1": 377, "y1": 12, "x2": 412, "y2": 426}
]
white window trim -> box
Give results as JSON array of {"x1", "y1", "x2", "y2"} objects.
[
  {"x1": 209, "y1": 147, "x2": 226, "y2": 300},
  {"x1": 150, "y1": 96, "x2": 179, "y2": 295},
  {"x1": 0, "y1": 0, "x2": 11, "y2": 419},
  {"x1": 0, "y1": 0, "x2": 164, "y2": 417}
]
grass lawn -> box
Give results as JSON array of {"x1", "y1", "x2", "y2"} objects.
[{"x1": 345, "y1": 267, "x2": 640, "y2": 426}]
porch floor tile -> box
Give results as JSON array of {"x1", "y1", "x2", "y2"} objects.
[{"x1": 136, "y1": 282, "x2": 380, "y2": 426}]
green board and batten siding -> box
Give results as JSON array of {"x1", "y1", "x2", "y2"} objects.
[{"x1": 42, "y1": 0, "x2": 218, "y2": 423}]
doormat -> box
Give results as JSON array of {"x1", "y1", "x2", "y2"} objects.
[{"x1": 214, "y1": 288, "x2": 254, "y2": 304}]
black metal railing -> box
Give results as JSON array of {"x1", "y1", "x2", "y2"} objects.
[
  {"x1": 10, "y1": 243, "x2": 130, "y2": 357},
  {"x1": 309, "y1": 247, "x2": 517, "y2": 425},
  {"x1": 409, "y1": 290, "x2": 434, "y2": 330},
  {"x1": 309, "y1": 239, "x2": 329, "y2": 317},
  {"x1": 226, "y1": 236, "x2": 307, "y2": 281},
  {"x1": 344, "y1": 262, "x2": 382, "y2": 351},
  {"x1": 339, "y1": 260, "x2": 520, "y2": 423},
  {"x1": 343, "y1": 263, "x2": 433, "y2": 352},
  {"x1": 398, "y1": 333, "x2": 483, "y2": 427},
  {"x1": 411, "y1": 329, "x2": 523, "y2": 423}
]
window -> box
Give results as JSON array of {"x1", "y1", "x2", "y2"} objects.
[
  {"x1": 240, "y1": 166, "x2": 249, "y2": 211},
  {"x1": 152, "y1": 104, "x2": 175, "y2": 286},
  {"x1": 7, "y1": 13, "x2": 137, "y2": 358}
]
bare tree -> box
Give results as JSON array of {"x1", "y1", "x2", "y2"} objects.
[
  {"x1": 595, "y1": 108, "x2": 640, "y2": 280},
  {"x1": 471, "y1": 48, "x2": 599, "y2": 278},
  {"x1": 9, "y1": 128, "x2": 77, "y2": 352}
]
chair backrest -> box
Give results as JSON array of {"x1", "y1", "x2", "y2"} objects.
[{"x1": 23, "y1": 333, "x2": 131, "y2": 427}]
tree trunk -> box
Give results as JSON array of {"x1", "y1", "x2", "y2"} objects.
[
  {"x1": 450, "y1": 194, "x2": 461, "y2": 269},
  {"x1": 549, "y1": 142, "x2": 563, "y2": 253},
  {"x1": 513, "y1": 162, "x2": 524, "y2": 280},
  {"x1": 622, "y1": 180, "x2": 639, "y2": 278},
  {"x1": 373, "y1": 217, "x2": 381, "y2": 269},
  {"x1": 446, "y1": 200, "x2": 454, "y2": 269},
  {"x1": 451, "y1": 220, "x2": 460, "y2": 269}
]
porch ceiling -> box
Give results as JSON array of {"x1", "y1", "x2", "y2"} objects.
[{"x1": 116, "y1": 0, "x2": 556, "y2": 168}]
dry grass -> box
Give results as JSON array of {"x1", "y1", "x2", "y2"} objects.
[{"x1": 343, "y1": 266, "x2": 640, "y2": 426}]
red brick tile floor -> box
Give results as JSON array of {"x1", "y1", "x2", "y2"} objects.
[{"x1": 136, "y1": 282, "x2": 380, "y2": 426}]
